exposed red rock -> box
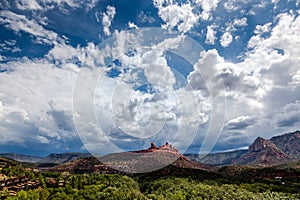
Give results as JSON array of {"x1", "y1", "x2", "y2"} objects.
[
  {"x1": 149, "y1": 142, "x2": 157, "y2": 149},
  {"x1": 135, "y1": 142, "x2": 180, "y2": 155},
  {"x1": 236, "y1": 137, "x2": 294, "y2": 166},
  {"x1": 249, "y1": 137, "x2": 277, "y2": 152}
]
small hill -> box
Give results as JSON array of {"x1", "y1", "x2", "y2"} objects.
[
  {"x1": 39, "y1": 152, "x2": 92, "y2": 164},
  {"x1": 0, "y1": 157, "x2": 17, "y2": 168},
  {"x1": 48, "y1": 156, "x2": 105, "y2": 173}
]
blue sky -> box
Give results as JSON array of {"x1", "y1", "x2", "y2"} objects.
[{"x1": 0, "y1": 0, "x2": 300, "y2": 156}]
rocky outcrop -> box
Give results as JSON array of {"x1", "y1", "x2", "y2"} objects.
[
  {"x1": 149, "y1": 142, "x2": 157, "y2": 149},
  {"x1": 236, "y1": 137, "x2": 293, "y2": 166},
  {"x1": 151, "y1": 142, "x2": 179, "y2": 153},
  {"x1": 248, "y1": 137, "x2": 277, "y2": 152},
  {"x1": 135, "y1": 142, "x2": 180, "y2": 155}
]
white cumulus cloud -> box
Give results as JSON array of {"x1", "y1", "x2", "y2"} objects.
[
  {"x1": 153, "y1": 0, "x2": 200, "y2": 33},
  {"x1": 205, "y1": 24, "x2": 217, "y2": 44},
  {"x1": 220, "y1": 32, "x2": 233, "y2": 47},
  {"x1": 226, "y1": 116, "x2": 258, "y2": 130},
  {"x1": 194, "y1": 0, "x2": 221, "y2": 20},
  {"x1": 102, "y1": 5, "x2": 116, "y2": 36},
  {"x1": 234, "y1": 17, "x2": 247, "y2": 26}
]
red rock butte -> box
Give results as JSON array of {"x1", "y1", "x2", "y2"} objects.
[
  {"x1": 132, "y1": 142, "x2": 184, "y2": 157},
  {"x1": 148, "y1": 142, "x2": 179, "y2": 153}
]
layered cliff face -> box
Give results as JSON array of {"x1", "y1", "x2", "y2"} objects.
[
  {"x1": 235, "y1": 137, "x2": 294, "y2": 166},
  {"x1": 248, "y1": 137, "x2": 276, "y2": 152}
]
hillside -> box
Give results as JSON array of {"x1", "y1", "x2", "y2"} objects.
[
  {"x1": 271, "y1": 130, "x2": 300, "y2": 159},
  {"x1": 45, "y1": 142, "x2": 216, "y2": 174},
  {"x1": 0, "y1": 157, "x2": 17, "y2": 168}
]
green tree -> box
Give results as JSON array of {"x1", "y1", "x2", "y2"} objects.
[
  {"x1": 39, "y1": 188, "x2": 50, "y2": 200},
  {"x1": 16, "y1": 190, "x2": 27, "y2": 200}
]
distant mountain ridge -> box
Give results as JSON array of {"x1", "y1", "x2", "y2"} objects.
[
  {"x1": 41, "y1": 152, "x2": 92, "y2": 164},
  {"x1": 0, "y1": 152, "x2": 92, "y2": 164},
  {"x1": 0, "y1": 153, "x2": 43, "y2": 163},
  {"x1": 185, "y1": 150, "x2": 247, "y2": 166},
  {"x1": 186, "y1": 130, "x2": 300, "y2": 166}
]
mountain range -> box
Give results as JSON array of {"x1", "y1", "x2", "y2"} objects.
[
  {"x1": 0, "y1": 130, "x2": 299, "y2": 168},
  {"x1": 0, "y1": 152, "x2": 92, "y2": 165},
  {"x1": 186, "y1": 130, "x2": 300, "y2": 166}
]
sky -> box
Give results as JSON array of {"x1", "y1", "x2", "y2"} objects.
[{"x1": 0, "y1": 0, "x2": 299, "y2": 157}]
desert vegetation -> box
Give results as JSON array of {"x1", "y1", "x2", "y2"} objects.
[{"x1": 1, "y1": 162, "x2": 299, "y2": 200}]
